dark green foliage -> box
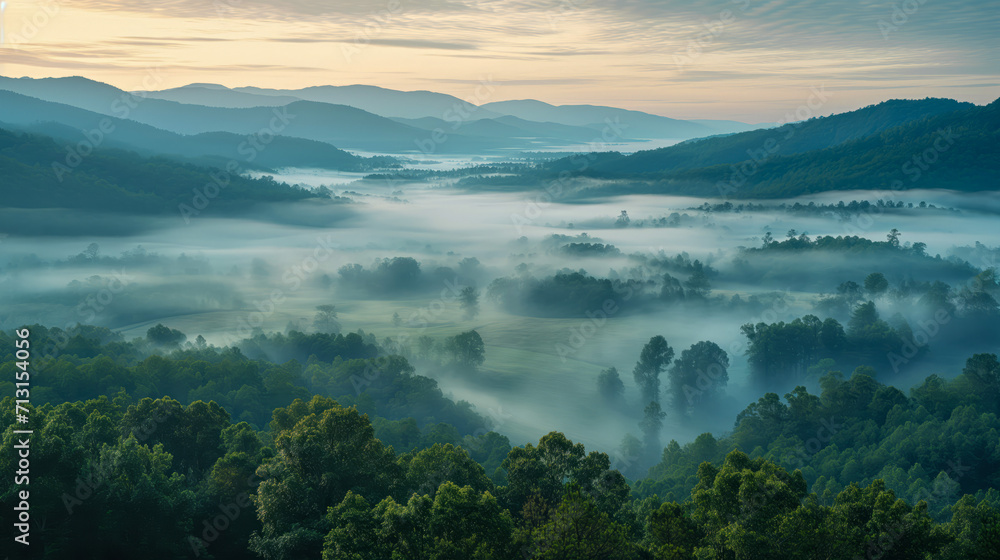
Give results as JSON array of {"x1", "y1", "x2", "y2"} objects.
[
  {"x1": 633, "y1": 335, "x2": 674, "y2": 404},
  {"x1": 250, "y1": 397, "x2": 403, "y2": 560},
  {"x1": 741, "y1": 308, "x2": 917, "y2": 390},
  {"x1": 0, "y1": 128, "x2": 318, "y2": 219},
  {"x1": 487, "y1": 271, "x2": 631, "y2": 317},
  {"x1": 668, "y1": 341, "x2": 729, "y2": 414},
  {"x1": 1, "y1": 325, "x2": 997, "y2": 559},
  {"x1": 145, "y1": 323, "x2": 187, "y2": 346},
  {"x1": 493, "y1": 97, "x2": 1000, "y2": 198},
  {"x1": 597, "y1": 366, "x2": 625, "y2": 403},
  {"x1": 444, "y1": 330, "x2": 486, "y2": 370}
]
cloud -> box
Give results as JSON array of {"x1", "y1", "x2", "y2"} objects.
[
  {"x1": 6, "y1": 0, "x2": 998, "y2": 119},
  {"x1": 362, "y1": 38, "x2": 478, "y2": 50},
  {"x1": 66, "y1": 0, "x2": 474, "y2": 19}
]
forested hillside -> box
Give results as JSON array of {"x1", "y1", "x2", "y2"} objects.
[
  {"x1": 0, "y1": 128, "x2": 317, "y2": 215},
  {"x1": 469, "y1": 97, "x2": 1000, "y2": 198},
  {"x1": 2, "y1": 324, "x2": 997, "y2": 559}
]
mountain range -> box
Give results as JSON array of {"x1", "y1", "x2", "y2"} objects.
[
  {"x1": 1, "y1": 74, "x2": 995, "y2": 203},
  {"x1": 521, "y1": 97, "x2": 1000, "y2": 198},
  {"x1": 0, "y1": 76, "x2": 762, "y2": 159}
]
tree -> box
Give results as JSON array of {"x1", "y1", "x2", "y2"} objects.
[
  {"x1": 146, "y1": 323, "x2": 186, "y2": 346},
  {"x1": 847, "y1": 301, "x2": 880, "y2": 334},
  {"x1": 691, "y1": 450, "x2": 808, "y2": 560},
  {"x1": 416, "y1": 335, "x2": 436, "y2": 359},
  {"x1": 864, "y1": 272, "x2": 889, "y2": 296},
  {"x1": 887, "y1": 228, "x2": 901, "y2": 247},
  {"x1": 501, "y1": 432, "x2": 629, "y2": 519},
  {"x1": 646, "y1": 501, "x2": 703, "y2": 559},
  {"x1": 640, "y1": 401, "x2": 666, "y2": 460},
  {"x1": 961, "y1": 353, "x2": 1000, "y2": 412},
  {"x1": 445, "y1": 330, "x2": 486, "y2": 370},
  {"x1": 84, "y1": 242, "x2": 100, "y2": 259},
  {"x1": 323, "y1": 483, "x2": 515, "y2": 560},
  {"x1": 459, "y1": 286, "x2": 481, "y2": 320},
  {"x1": 529, "y1": 487, "x2": 635, "y2": 560},
  {"x1": 313, "y1": 304, "x2": 342, "y2": 334},
  {"x1": 683, "y1": 261, "x2": 711, "y2": 299},
  {"x1": 825, "y1": 480, "x2": 950, "y2": 560},
  {"x1": 837, "y1": 280, "x2": 863, "y2": 303},
  {"x1": 250, "y1": 398, "x2": 402, "y2": 560},
  {"x1": 616, "y1": 210, "x2": 630, "y2": 227},
  {"x1": 597, "y1": 367, "x2": 625, "y2": 404},
  {"x1": 398, "y1": 443, "x2": 494, "y2": 498},
  {"x1": 633, "y1": 336, "x2": 674, "y2": 404},
  {"x1": 668, "y1": 341, "x2": 730, "y2": 414}
]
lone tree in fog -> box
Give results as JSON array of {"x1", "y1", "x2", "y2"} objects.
[
  {"x1": 83, "y1": 242, "x2": 100, "y2": 260},
  {"x1": 597, "y1": 367, "x2": 625, "y2": 404},
  {"x1": 668, "y1": 341, "x2": 729, "y2": 415},
  {"x1": 446, "y1": 330, "x2": 485, "y2": 370},
  {"x1": 887, "y1": 228, "x2": 901, "y2": 247},
  {"x1": 864, "y1": 272, "x2": 889, "y2": 296},
  {"x1": 146, "y1": 323, "x2": 186, "y2": 346},
  {"x1": 633, "y1": 335, "x2": 674, "y2": 404},
  {"x1": 616, "y1": 210, "x2": 630, "y2": 227},
  {"x1": 459, "y1": 286, "x2": 480, "y2": 320},
  {"x1": 313, "y1": 304, "x2": 342, "y2": 334},
  {"x1": 640, "y1": 401, "x2": 666, "y2": 460}
]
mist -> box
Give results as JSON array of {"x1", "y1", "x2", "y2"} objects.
[{"x1": 3, "y1": 164, "x2": 998, "y2": 472}]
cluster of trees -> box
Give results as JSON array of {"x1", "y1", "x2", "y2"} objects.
[
  {"x1": 559, "y1": 211, "x2": 696, "y2": 229},
  {"x1": 336, "y1": 256, "x2": 484, "y2": 298},
  {"x1": 636, "y1": 355, "x2": 1000, "y2": 529},
  {"x1": 751, "y1": 229, "x2": 929, "y2": 256},
  {"x1": 741, "y1": 303, "x2": 920, "y2": 390},
  {"x1": 559, "y1": 242, "x2": 623, "y2": 257},
  {"x1": 2, "y1": 324, "x2": 999, "y2": 559},
  {"x1": 817, "y1": 269, "x2": 1000, "y2": 324},
  {"x1": 598, "y1": 336, "x2": 731, "y2": 466},
  {"x1": 487, "y1": 253, "x2": 720, "y2": 318},
  {"x1": 693, "y1": 199, "x2": 953, "y2": 217},
  {"x1": 3, "y1": 390, "x2": 997, "y2": 560},
  {"x1": 487, "y1": 271, "x2": 646, "y2": 317},
  {"x1": 0, "y1": 325, "x2": 485, "y2": 441}
]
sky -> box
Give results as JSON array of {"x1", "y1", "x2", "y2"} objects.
[{"x1": 0, "y1": 0, "x2": 997, "y2": 121}]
